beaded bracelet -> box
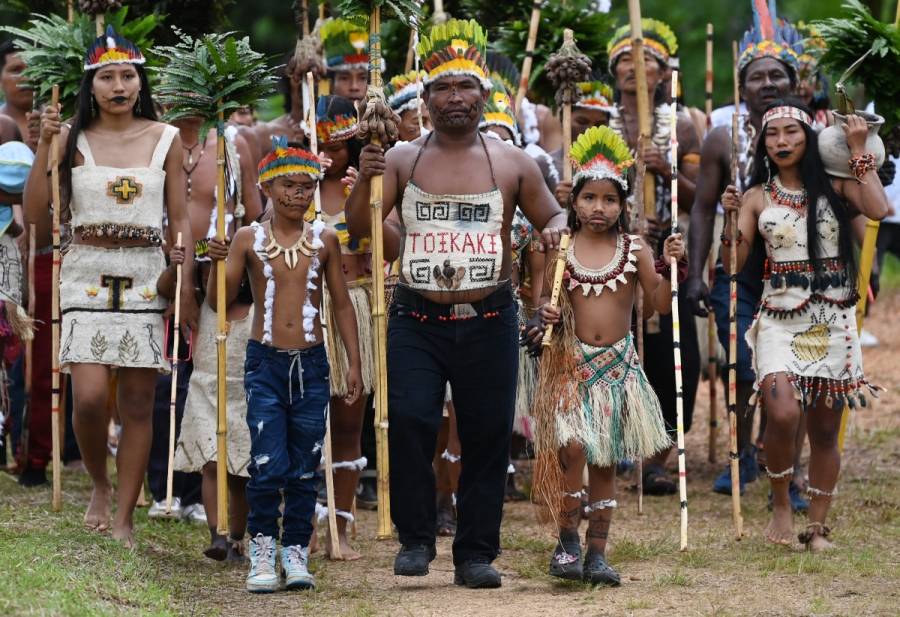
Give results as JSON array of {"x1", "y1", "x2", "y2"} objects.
[
  {"x1": 719, "y1": 229, "x2": 744, "y2": 248},
  {"x1": 849, "y1": 152, "x2": 876, "y2": 183}
]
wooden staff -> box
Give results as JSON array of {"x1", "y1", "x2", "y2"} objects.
[
  {"x1": 18, "y1": 225, "x2": 36, "y2": 469},
  {"x1": 67, "y1": 0, "x2": 74, "y2": 23},
  {"x1": 96, "y1": 14, "x2": 104, "y2": 37},
  {"x1": 432, "y1": 0, "x2": 447, "y2": 24},
  {"x1": 633, "y1": 155, "x2": 646, "y2": 515},
  {"x1": 306, "y1": 72, "x2": 342, "y2": 558},
  {"x1": 367, "y1": 5, "x2": 392, "y2": 540},
  {"x1": 541, "y1": 234, "x2": 571, "y2": 346},
  {"x1": 514, "y1": 0, "x2": 542, "y2": 113},
  {"x1": 50, "y1": 85, "x2": 62, "y2": 511},
  {"x1": 165, "y1": 232, "x2": 185, "y2": 514},
  {"x1": 726, "y1": 41, "x2": 743, "y2": 539},
  {"x1": 669, "y1": 73, "x2": 688, "y2": 551},
  {"x1": 705, "y1": 22, "x2": 718, "y2": 465},
  {"x1": 627, "y1": 0, "x2": 655, "y2": 220},
  {"x1": 215, "y1": 104, "x2": 229, "y2": 535}
]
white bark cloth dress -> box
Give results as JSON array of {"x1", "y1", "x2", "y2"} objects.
[
  {"x1": 59, "y1": 125, "x2": 177, "y2": 372},
  {"x1": 746, "y1": 176, "x2": 876, "y2": 409}
]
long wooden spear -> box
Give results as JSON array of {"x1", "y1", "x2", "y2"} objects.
[
  {"x1": 165, "y1": 232, "x2": 184, "y2": 515},
  {"x1": 50, "y1": 85, "x2": 63, "y2": 511},
  {"x1": 514, "y1": 0, "x2": 542, "y2": 113},
  {"x1": 669, "y1": 72, "x2": 688, "y2": 551},
  {"x1": 214, "y1": 104, "x2": 229, "y2": 536},
  {"x1": 627, "y1": 0, "x2": 655, "y2": 220},
  {"x1": 306, "y1": 71, "x2": 342, "y2": 558},
  {"x1": 727, "y1": 41, "x2": 744, "y2": 539},
  {"x1": 705, "y1": 22, "x2": 718, "y2": 465}
]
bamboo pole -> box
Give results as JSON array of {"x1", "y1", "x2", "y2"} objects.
[
  {"x1": 727, "y1": 42, "x2": 744, "y2": 539},
  {"x1": 669, "y1": 73, "x2": 688, "y2": 551},
  {"x1": 18, "y1": 225, "x2": 36, "y2": 469},
  {"x1": 67, "y1": 0, "x2": 74, "y2": 23},
  {"x1": 561, "y1": 30, "x2": 575, "y2": 184},
  {"x1": 96, "y1": 14, "x2": 104, "y2": 37},
  {"x1": 627, "y1": 0, "x2": 655, "y2": 220},
  {"x1": 305, "y1": 71, "x2": 342, "y2": 558},
  {"x1": 541, "y1": 234, "x2": 571, "y2": 346},
  {"x1": 368, "y1": 6, "x2": 392, "y2": 540},
  {"x1": 633, "y1": 153, "x2": 646, "y2": 514},
  {"x1": 165, "y1": 232, "x2": 184, "y2": 515},
  {"x1": 705, "y1": 23, "x2": 718, "y2": 465},
  {"x1": 514, "y1": 1, "x2": 542, "y2": 113},
  {"x1": 50, "y1": 85, "x2": 62, "y2": 512},
  {"x1": 215, "y1": 105, "x2": 229, "y2": 536}
]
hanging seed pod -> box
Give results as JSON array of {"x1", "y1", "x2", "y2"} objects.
[
  {"x1": 357, "y1": 86, "x2": 400, "y2": 144},
  {"x1": 546, "y1": 30, "x2": 592, "y2": 108}
]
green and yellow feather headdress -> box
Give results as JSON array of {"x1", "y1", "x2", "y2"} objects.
[
  {"x1": 416, "y1": 18, "x2": 491, "y2": 89},
  {"x1": 321, "y1": 17, "x2": 370, "y2": 73},
  {"x1": 480, "y1": 80, "x2": 520, "y2": 145},
  {"x1": 607, "y1": 18, "x2": 678, "y2": 73},
  {"x1": 575, "y1": 81, "x2": 614, "y2": 114},
  {"x1": 384, "y1": 69, "x2": 426, "y2": 113},
  {"x1": 570, "y1": 126, "x2": 634, "y2": 190}
]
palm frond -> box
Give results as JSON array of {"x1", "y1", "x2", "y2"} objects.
[
  {"x1": 151, "y1": 29, "x2": 278, "y2": 131},
  {"x1": 336, "y1": 0, "x2": 422, "y2": 28}
]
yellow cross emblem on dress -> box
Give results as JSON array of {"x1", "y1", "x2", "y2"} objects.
[{"x1": 107, "y1": 176, "x2": 143, "y2": 205}]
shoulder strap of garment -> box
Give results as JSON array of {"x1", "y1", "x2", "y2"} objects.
[
  {"x1": 75, "y1": 132, "x2": 96, "y2": 167},
  {"x1": 150, "y1": 125, "x2": 180, "y2": 170},
  {"x1": 408, "y1": 132, "x2": 433, "y2": 183},
  {"x1": 477, "y1": 132, "x2": 498, "y2": 189}
]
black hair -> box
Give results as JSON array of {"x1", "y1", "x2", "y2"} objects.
[
  {"x1": 317, "y1": 94, "x2": 362, "y2": 169},
  {"x1": 0, "y1": 41, "x2": 20, "y2": 73},
  {"x1": 749, "y1": 98, "x2": 857, "y2": 296},
  {"x1": 62, "y1": 65, "x2": 158, "y2": 204},
  {"x1": 566, "y1": 174, "x2": 630, "y2": 233}
]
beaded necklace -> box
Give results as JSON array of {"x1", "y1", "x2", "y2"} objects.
[
  {"x1": 765, "y1": 176, "x2": 808, "y2": 211},
  {"x1": 565, "y1": 233, "x2": 641, "y2": 296},
  {"x1": 182, "y1": 132, "x2": 209, "y2": 202}
]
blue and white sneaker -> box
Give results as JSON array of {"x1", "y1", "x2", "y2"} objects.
[
  {"x1": 246, "y1": 534, "x2": 279, "y2": 593},
  {"x1": 281, "y1": 545, "x2": 315, "y2": 591}
]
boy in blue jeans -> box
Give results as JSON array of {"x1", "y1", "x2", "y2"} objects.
[{"x1": 207, "y1": 138, "x2": 361, "y2": 592}]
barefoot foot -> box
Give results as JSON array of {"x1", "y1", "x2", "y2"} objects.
[
  {"x1": 764, "y1": 504, "x2": 794, "y2": 546},
  {"x1": 84, "y1": 484, "x2": 112, "y2": 532},
  {"x1": 111, "y1": 522, "x2": 135, "y2": 549},
  {"x1": 204, "y1": 533, "x2": 229, "y2": 561},
  {"x1": 326, "y1": 531, "x2": 362, "y2": 561},
  {"x1": 799, "y1": 523, "x2": 834, "y2": 552}
]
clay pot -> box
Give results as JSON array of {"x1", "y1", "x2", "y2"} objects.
[{"x1": 817, "y1": 111, "x2": 886, "y2": 179}]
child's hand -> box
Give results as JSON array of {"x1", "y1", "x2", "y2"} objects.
[
  {"x1": 538, "y1": 303, "x2": 561, "y2": 326},
  {"x1": 318, "y1": 151, "x2": 333, "y2": 172},
  {"x1": 169, "y1": 244, "x2": 186, "y2": 266},
  {"x1": 343, "y1": 365, "x2": 362, "y2": 405},
  {"x1": 663, "y1": 232, "x2": 685, "y2": 263},
  {"x1": 720, "y1": 185, "x2": 742, "y2": 215},
  {"x1": 208, "y1": 237, "x2": 230, "y2": 261},
  {"x1": 341, "y1": 166, "x2": 359, "y2": 191}
]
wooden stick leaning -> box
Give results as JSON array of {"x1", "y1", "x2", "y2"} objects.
[
  {"x1": 627, "y1": 0, "x2": 656, "y2": 220},
  {"x1": 165, "y1": 231, "x2": 184, "y2": 515},
  {"x1": 49, "y1": 85, "x2": 63, "y2": 512},
  {"x1": 514, "y1": 0, "x2": 543, "y2": 113},
  {"x1": 306, "y1": 71, "x2": 342, "y2": 559},
  {"x1": 705, "y1": 22, "x2": 719, "y2": 465},
  {"x1": 727, "y1": 42, "x2": 744, "y2": 539},
  {"x1": 669, "y1": 73, "x2": 688, "y2": 552},
  {"x1": 215, "y1": 105, "x2": 229, "y2": 536},
  {"x1": 633, "y1": 155, "x2": 646, "y2": 515},
  {"x1": 367, "y1": 6, "x2": 392, "y2": 540},
  {"x1": 18, "y1": 225, "x2": 36, "y2": 470}
]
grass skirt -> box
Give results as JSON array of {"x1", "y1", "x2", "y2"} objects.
[{"x1": 323, "y1": 280, "x2": 374, "y2": 398}]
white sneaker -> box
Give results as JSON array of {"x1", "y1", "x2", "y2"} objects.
[
  {"x1": 860, "y1": 329, "x2": 879, "y2": 348},
  {"x1": 246, "y1": 534, "x2": 280, "y2": 593},
  {"x1": 148, "y1": 497, "x2": 182, "y2": 520},
  {"x1": 181, "y1": 503, "x2": 207, "y2": 525},
  {"x1": 281, "y1": 545, "x2": 315, "y2": 591}
]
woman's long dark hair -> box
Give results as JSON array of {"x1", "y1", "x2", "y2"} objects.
[
  {"x1": 748, "y1": 98, "x2": 858, "y2": 296},
  {"x1": 566, "y1": 175, "x2": 630, "y2": 233},
  {"x1": 63, "y1": 65, "x2": 158, "y2": 204},
  {"x1": 318, "y1": 94, "x2": 362, "y2": 170}
]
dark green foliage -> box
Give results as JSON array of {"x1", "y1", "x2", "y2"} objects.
[
  {"x1": 152, "y1": 30, "x2": 278, "y2": 130},
  {"x1": 336, "y1": 0, "x2": 423, "y2": 27},
  {"x1": 1, "y1": 7, "x2": 162, "y2": 114}
]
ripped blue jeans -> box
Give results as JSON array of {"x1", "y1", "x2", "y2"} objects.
[{"x1": 244, "y1": 339, "x2": 330, "y2": 548}]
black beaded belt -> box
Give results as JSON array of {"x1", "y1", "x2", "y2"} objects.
[{"x1": 392, "y1": 282, "x2": 513, "y2": 321}]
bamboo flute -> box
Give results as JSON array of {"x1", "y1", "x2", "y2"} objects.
[{"x1": 541, "y1": 234, "x2": 571, "y2": 347}]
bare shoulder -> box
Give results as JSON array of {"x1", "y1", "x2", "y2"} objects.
[
  {"x1": 743, "y1": 185, "x2": 766, "y2": 213},
  {"x1": 0, "y1": 114, "x2": 19, "y2": 142},
  {"x1": 386, "y1": 139, "x2": 420, "y2": 182},
  {"x1": 233, "y1": 224, "x2": 257, "y2": 249}
]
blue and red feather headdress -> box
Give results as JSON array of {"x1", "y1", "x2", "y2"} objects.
[{"x1": 84, "y1": 26, "x2": 145, "y2": 71}]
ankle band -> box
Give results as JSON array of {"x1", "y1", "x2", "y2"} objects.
[
  {"x1": 583, "y1": 499, "x2": 617, "y2": 514},
  {"x1": 806, "y1": 486, "x2": 837, "y2": 498},
  {"x1": 441, "y1": 450, "x2": 461, "y2": 464},
  {"x1": 331, "y1": 456, "x2": 368, "y2": 472}
]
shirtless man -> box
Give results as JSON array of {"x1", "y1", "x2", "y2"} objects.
[
  {"x1": 685, "y1": 26, "x2": 798, "y2": 499},
  {"x1": 346, "y1": 19, "x2": 566, "y2": 589},
  {"x1": 0, "y1": 42, "x2": 38, "y2": 151}
]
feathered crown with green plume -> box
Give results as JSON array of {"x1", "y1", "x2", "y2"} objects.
[
  {"x1": 152, "y1": 30, "x2": 277, "y2": 131},
  {"x1": 416, "y1": 19, "x2": 490, "y2": 88},
  {"x1": 570, "y1": 126, "x2": 634, "y2": 190},
  {"x1": 480, "y1": 81, "x2": 520, "y2": 145},
  {"x1": 320, "y1": 17, "x2": 370, "y2": 73},
  {"x1": 384, "y1": 69, "x2": 426, "y2": 113},
  {"x1": 607, "y1": 18, "x2": 678, "y2": 72},
  {"x1": 575, "y1": 81, "x2": 615, "y2": 113},
  {"x1": 1, "y1": 8, "x2": 161, "y2": 116}
]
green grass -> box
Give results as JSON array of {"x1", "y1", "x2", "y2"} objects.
[{"x1": 880, "y1": 253, "x2": 900, "y2": 292}]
